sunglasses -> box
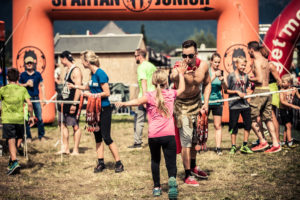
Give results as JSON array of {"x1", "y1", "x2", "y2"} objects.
[
  {"x1": 26, "y1": 62, "x2": 33, "y2": 65},
  {"x1": 134, "y1": 55, "x2": 140, "y2": 57},
  {"x1": 182, "y1": 54, "x2": 195, "y2": 59}
]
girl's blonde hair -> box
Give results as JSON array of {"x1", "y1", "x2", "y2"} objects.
[
  {"x1": 80, "y1": 50, "x2": 100, "y2": 66},
  {"x1": 282, "y1": 74, "x2": 293, "y2": 84},
  {"x1": 152, "y1": 70, "x2": 169, "y2": 118}
]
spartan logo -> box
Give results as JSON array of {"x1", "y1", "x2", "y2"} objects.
[
  {"x1": 223, "y1": 44, "x2": 252, "y2": 74},
  {"x1": 123, "y1": 0, "x2": 152, "y2": 12},
  {"x1": 16, "y1": 46, "x2": 46, "y2": 74}
]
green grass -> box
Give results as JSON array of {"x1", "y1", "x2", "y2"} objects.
[{"x1": 0, "y1": 115, "x2": 300, "y2": 199}]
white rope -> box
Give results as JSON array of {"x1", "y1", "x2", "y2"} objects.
[
  {"x1": 236, "y1": 4, "x2": 292, "y2": 75},
  {"x1": 0, "y1": 7, "x2": 31, "y2": 53},
  {"x1": 209, "y1": 88, "x2": 296, "y2": 104}
]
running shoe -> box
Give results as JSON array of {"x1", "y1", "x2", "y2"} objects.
[
  {"x1": 7, "y1": 160, "x2": 20, "y2": 175},
  {"x1": 128, "y1": 143, "x2": 142, "y2": 149},
  {"x1": 184, "y1": 176, "x2": 199, "y2": 186},
  {"x1": 115, "y1": 163, "x2": 124, "y2": 173},
  {"x1": 94, "y1": 162, "x2": 106, "y2": 173},
  {"x1": 229, "y1": 146, "x2": 237, "y2": 154},
  {"x1": 168, "y1": 177, "x2": 178, "y2": 200},
  {"x1": 251, "y1": 141, "x2": 269, "y2": 151},
  {"x1": 191, "y1": 166, "x2": 208, "y2": 179},
  {"x1": 265, "y1": 145, "x2": 281, "y2": 153},
  {"x1": 251, "y1": 139, "x2": 260, "y2": 147},
  {"x1": 287, "y1": 142, "x2": 298, "y2": 148},
  {"x1": 240, "y1": 145, "x2": 253, "y2": 154},
  {"x1": 215, "y1": 148, "x2": 223, "y2": 155},
  {"x1": 153, "y1": 187, "x2": 162, "y2": 197}
]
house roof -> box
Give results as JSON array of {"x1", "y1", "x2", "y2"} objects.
[
  {"x1": 54, "y1": 34, "x2": 143, "y2": 54},
  {"x1": 97, "y1": 21, "x2": 126, "y2": 35}
]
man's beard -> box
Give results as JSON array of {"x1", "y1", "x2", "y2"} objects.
[{"x1": 136, "y1": 60, "x2": 140, "y2": 64}]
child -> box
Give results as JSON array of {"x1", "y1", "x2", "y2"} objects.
[
  {"x1": 226, "y1": 56, "x2": 253, "y2": 154},
  {"x1": 279, "y1": 74, "x2": 300, "y2": 148},
  {"x1": 116, "y1": 68, "x2": 185, "y2": 199},
  {"x1": 0, "y1": 68, "x2": 34, "y2": 175}
]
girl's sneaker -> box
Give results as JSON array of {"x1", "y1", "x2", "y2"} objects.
[
  {"x1": 153, "y1": 187, "x2": 162, "y2": 197},
  {"x1": 240, "y1": 145, "x2": 253, "y2": 154},
  {"x1": 264, "y1": 145, "x2": 281, "y2": 153},
  {"x1": 168, "y1": 177, "x2": 178, "y2": 200}
]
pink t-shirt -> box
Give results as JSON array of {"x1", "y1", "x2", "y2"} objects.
[{"x1": 146, "y1": 89, "x2": 177, "y2": 138}]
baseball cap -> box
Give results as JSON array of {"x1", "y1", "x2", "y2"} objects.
[{"x1": 25, "y1": 56, "x2": 34, "y2": 64}]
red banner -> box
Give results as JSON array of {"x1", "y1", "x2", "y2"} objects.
[{"x1": 0, "y1": 21, "x2": 5, "y2": 42}]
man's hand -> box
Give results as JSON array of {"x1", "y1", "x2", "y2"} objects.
[
  {"x1": 28, "y1": 117, "x2": 35, "y2": 127},
  {"x1": 26, "y1": 79, "x2": 33, "y2": 87},
  {"x1": 200, "y1": 104, "x2": 208, "y2": 114}
]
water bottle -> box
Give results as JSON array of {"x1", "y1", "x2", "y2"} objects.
[{"x1": 0, "y1": 144, "x2": 2, "y2": 156}]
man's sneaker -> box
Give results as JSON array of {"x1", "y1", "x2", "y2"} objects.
[
  {"x1": 251, "y1": 141, "x2": 269, "y2": 152},
  {"x1": 115, "y1": 163, "x2": 124, "y2": 173},
  {"x1": 240, "y1": 145, "x2": 253, "y2": 154},
  {"x1": 7, "y1": 160, "x2": 20, "y2": 175},
  {"x1": 184, "y1": 176, "x2": 199, "y2": 186},
  {"x1": 94, "y1": 162, "x2": 106, "y2": 173},
  {"x1": 215, "y1": 148, "x2": 222, "y2": 155},
  {"x1": 229, "y1": 146, "x2": 237, "y2": 154},
  {"x1": 128, "y1": 143, "x2": 142, "y2": 149},
  {"x1": 191, "y1": 166, "x2": 208, "y2": 179},
  {"x1": 265, "y1": 145, "x2": 281, "y2": 153},
  {"x1": 168, "y1": 176, "x2": 178, "y2": 200},
  {"x1": 153, "y1": 187, "x2": 162, "y2": 197},
  {"x1": 287, "y1": 141, "x2": 298, "y2": 148}
]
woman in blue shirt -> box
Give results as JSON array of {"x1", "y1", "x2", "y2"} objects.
[
  {"x1": 68, "y1": 50, "x2": 124, "y2": 173},
  {"x1": 206, "y1": 53, "x2": 227, "y2": 155}
]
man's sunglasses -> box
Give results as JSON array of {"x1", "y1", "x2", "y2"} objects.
[
  {"x1": 182, "y1": 54, "x2": 195, "y2": 59},
  {"x1": 25, "y1": 62, "x2": 33, "y2": 65}
]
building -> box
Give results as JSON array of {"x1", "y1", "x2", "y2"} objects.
[{"x1": 54, "y1": 21, "x2": 146, "y2": 100}]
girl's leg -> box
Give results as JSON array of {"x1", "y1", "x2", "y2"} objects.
[
  {"x1": 213, "y1": 115, "x2": 222, "y2": 148},
  {"x1": 149, "y1": 138, "x2": 162, "y2": 188},
  {"x1": 286, "y1": 122, "x2": 292, "y2": 142},
  {"x1": 161, "y1": 136, "x2": 177, "y2": 178},
  {"x1": 96, "y1": 141, "x2": 104, "y2": 159}
]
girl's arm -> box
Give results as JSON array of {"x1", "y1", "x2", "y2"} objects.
[
  {"x1": 295, "y1": 88, "x2": 300, "y2": 99},
  {"x1": 95, "y1": 83, "x2": 110, "y2": 98},
  {"x1": 280, "y1": 91, "x2": 300, "y2": 110},
  {"x1": 226, "y1": 89, "x2": 245, "y2": 98},
  {"x1": 68, "y1": 82, "x2": 89, "y2": 90},
  {"x1": 115, "y1": 96, "x2": 148, "y2": 107}
]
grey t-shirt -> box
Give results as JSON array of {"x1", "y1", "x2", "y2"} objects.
[{"x1": 227, "y1": 72, "x2": 250, "y2": 110}]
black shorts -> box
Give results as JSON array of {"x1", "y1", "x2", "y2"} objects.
[
  {"x1": 2, "y1": 124, "x2": 25, "y2": 139},
  {"x1": 280, "y1": 109, "x2": 293, "y2": 125},
  {"x1": 229, "y1": 108, "x2": 251, "y2": 134},
  {"x1": 94, "y1": 106, "x2": 113, "y2": 145},
  {"x1": 208, "y1": 105, "x2": 223, "y2": 116}
]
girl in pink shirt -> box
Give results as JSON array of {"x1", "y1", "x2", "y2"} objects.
[{"x1": 116, "y1": 68, "x2": 185, "y2": 199}]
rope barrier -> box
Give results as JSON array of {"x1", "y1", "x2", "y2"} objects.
[{"x1": 209, "y1": 88, "x2": 296, "y2": 104}]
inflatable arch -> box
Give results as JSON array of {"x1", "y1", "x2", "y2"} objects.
[
  {"x1": 264, "y1": 0, "x2": 300, "y2": 77},
  {"x1": 13, "y1": 0, "x2": 258, "y2": 123}
]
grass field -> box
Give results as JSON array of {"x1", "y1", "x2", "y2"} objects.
[{"x1": 0, "y1": 115, "x2": 300, "y2": 200}]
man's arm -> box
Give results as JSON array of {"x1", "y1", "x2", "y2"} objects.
[
  {"x1": 141, "y1": 79, "x2": 147, "y2": 96},
  {"x1": 280, "y1": 91, "x2": 300, "y2": 110},
  {"x1": 40, "y1": 81, "x2": 46, "y2": 101},
  {"x1": 201, "y1": 64, "x2": 211, "y2": 113},
  {"x1": 70, "y1": 68, "x2": 82, "y2": 114},
  {"x1": 269, "y1": 62, "x2": 282, "y2": 86},
  {"x1": 25, "y1": 98, "x2": 35, "y2": 126}
]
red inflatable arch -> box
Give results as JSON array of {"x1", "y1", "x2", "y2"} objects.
[
  {"x1": 264, "y1": 0, "x2": 300, "y2": 77},
  {"x1": 13, "y1": 0, "x2": 258, "y2": 123}
]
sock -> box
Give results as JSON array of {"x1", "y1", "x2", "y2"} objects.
[
  {"x1": 98, "y1": 158, "x2": 104, "y2": 165},
  {"x1": 243, "y1": 142, "x2": 248, "y2": 146},
  {"x1": 116, "y1": 160, "x2": 122, "y2": 166},
  {"x1": 185, "y1": 170, "x2": 191, "y2": 179},
  {"x1": 190, "y1": 159, "x2": 196, "y2": 170}
]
